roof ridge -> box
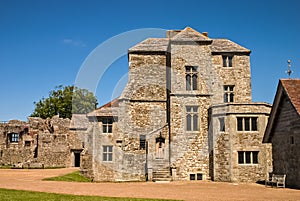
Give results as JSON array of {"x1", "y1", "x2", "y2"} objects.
[{"x1": 171, "y1": 26, "x2": 211, "y2": 41}]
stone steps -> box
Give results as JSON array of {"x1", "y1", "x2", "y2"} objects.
[{"x1": 153, "y1": 167, "x2": 171, "y2": 182}]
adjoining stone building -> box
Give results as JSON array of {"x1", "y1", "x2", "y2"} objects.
[
  {"x1": 81, "y1": 27, "x2": 272, "y2": 182},
  {"x1": 263, "y1": 79, "x2": 300, "y2": 188},
  {"x1": 0, "y1": 115, "x2": 86, "y2": 168}
]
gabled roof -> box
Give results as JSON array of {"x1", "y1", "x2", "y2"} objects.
[
  {"x1": 128, "y1": 38, "x2": 169, "y2": 53},
  {"x1": 87, "y1": 98, "x2": 119, "y2": 117},
  {"x1": 211, "y1": 39, "x2": 251, "y2": 53},
  {"x1": 171, "y1": 27, "x2": 212, "y2": 42},
  {"x1": 263, "y1": 79, "x2": 300, "y2": 142},
  {"x1": 280, "y1": 79, "x2": 300, "y2": 115}
]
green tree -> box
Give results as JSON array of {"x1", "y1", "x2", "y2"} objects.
[{"x1": 31, "y1": 85, "x2": 98, "y2": 119}]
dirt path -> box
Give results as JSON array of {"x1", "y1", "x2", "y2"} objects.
[{"x1": 0, "y1": 168, "x2": 299, "y2": 201}]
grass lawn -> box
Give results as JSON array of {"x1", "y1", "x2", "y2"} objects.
[
  {"x1": 0, "y1": 188, "x2": 179, "y2": 201},
  {"x1": 43, "y1": 171, "x2": 92, "y2": 182}
]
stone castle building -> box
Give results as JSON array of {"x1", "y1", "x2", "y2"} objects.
[{"x1": 81, "y1": 27, "x2": 272, "y2": 182}]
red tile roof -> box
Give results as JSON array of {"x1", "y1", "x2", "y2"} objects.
[
  {"x1": 97, "y1": 98, "x2": 119, "y2": 109},
  {"x1": 281, "y1": 79, "x2": 300, "y2": 115}
]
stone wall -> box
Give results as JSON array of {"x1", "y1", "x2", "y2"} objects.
[
  {"x1": 271, "y1": 95, "x2": 300, "y2": 188},
  {"x1": 212, "y1": 54, "x2": 252, "y2": 103},
  {"x1": 209, "y1": 103, "x2": 272, "y2": 182},
  {"x1": 0, "y1": 116, "x2": 84, "y2": 167}
]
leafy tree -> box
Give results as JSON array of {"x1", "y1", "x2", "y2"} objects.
[{"x1": 31, "y1": 85, "x2": 98, "y2": 119}]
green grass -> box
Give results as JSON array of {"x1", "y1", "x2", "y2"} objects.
[
  {"x1": 0, "y1": 165, "x2": 12, "y2": 169},
  {"x1": 0, "y1": 188, "x2": 179, "y2": 201},
  {"x1": 43, "y1": 171, "x2": 92, "y2": 182}
]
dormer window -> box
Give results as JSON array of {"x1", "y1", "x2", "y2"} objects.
[{"x1": 222, "y1": 55, "x2": 233, "y2": 67}]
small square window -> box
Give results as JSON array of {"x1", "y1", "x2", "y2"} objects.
[
  {"x1": 9, "y1": 133, "x2": 19, "y2": 143},
  {"x1": 197, "y1": 173, "x2": 203, "y2": 180},
  {"x1": 25, "y1": 141, "x2": 31, "y2": 146},
  {"x1": 190, "y1": 174, "x2": 196, "y2": 180}
]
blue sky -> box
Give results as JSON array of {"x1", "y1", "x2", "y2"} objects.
[{"x1": 0, "y1": 0, "x2": 300, "y2": 121}]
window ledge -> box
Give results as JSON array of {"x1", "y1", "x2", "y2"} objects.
[
  {"x1": 236, "y1": 131, "x2": 259, "y2": 133},
  {"x1": 186, "y1": 131, "x2": 200, "y2": 133},
  {"x1": 238, "y1": 164, "x2": 258, "y2": 166}
]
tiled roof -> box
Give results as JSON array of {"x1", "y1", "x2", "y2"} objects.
[
  {"x1": 129, "y1": 27, "x2": 249, "y2": 53},
  {"x1": 211, "y1": 39, "x2": 250, "y2": 53},
  {"x1": 128, "y1": 38, "x2": 169, "y2": 52},
  {"x1": 171, "y1": 27, "x2": 212, "y2": 42},
  {"x1": 281, "y1": 79, "x2": 300, "y2": 115},
  {"x1": 87, "y1": 98, "x2": 119, "y2": 117}
]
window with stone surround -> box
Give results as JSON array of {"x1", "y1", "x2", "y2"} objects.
[
  {"x1": 224, "y1": 85, "x2": 234, "y2": 103},
  {"x1": 237, "y1": 117, "x2": 258, "y2": 131},
  {"x1": 103, "y1": 145, "x2": 113, "y2": 162},
  {"x1": 185, "y1": 66, "x2": 198, "y2": 91},
  {"x1": 9, "y1": 133, "x2": 19, "y2": 143},
  {"x1": 219, "y1": 117, "x2": 225, "y2": 132},
  {"x1": 190, "y1": 173, "x2": 203, "y2": 180},
  {"x1": 102, "y1": 117, "x2": 113, "y2": 134},
  {"x1": 186, "y1": 106, "x2": 198, "y2": 131},
  {"x1": 140, "y1": 135, "x2": 146, "y2": 150},
  {"x1": 222, "y1": 55, "x2": 233, "y2": 67},
  {"x1": 238, "y1": 151, "x2": 258, "y2": 164}
]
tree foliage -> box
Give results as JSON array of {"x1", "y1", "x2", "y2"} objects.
[{"x1": 31, "y1": 85, "x2": 98, "y2": 119}]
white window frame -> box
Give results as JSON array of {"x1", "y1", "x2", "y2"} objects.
[
  {"x1": 102, "y1": 145, "x2": 113, "y2": 162},
  {"x1": 238, "y1": 151, "x2": 259, "y2": 165}
]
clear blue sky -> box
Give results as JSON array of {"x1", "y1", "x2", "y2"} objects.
[{"x1": 1, "y1": 0, "x2": 300, "y2": 121}]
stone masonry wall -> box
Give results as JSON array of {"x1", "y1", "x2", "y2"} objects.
[
  {"x1": 209, "y1": 103, "x2": 272, "y2": 182},
  {"x1": 0, "y1": 116, "x2": 84, "y2": 167},
  {"x1": 169, "y1": 43, "x2": 213, "y2": 180},
  {"x1": 212, "y1": 54, "x2": 252, "y2": 103}
]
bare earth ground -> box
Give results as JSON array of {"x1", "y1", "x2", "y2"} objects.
[{"x1": 0, "y1": 168, "x2": 299, "y2": 201}]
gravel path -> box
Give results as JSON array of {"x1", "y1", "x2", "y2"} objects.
[{"x1": 0, "y1": 168, "x2": 299, "y2": 201}]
